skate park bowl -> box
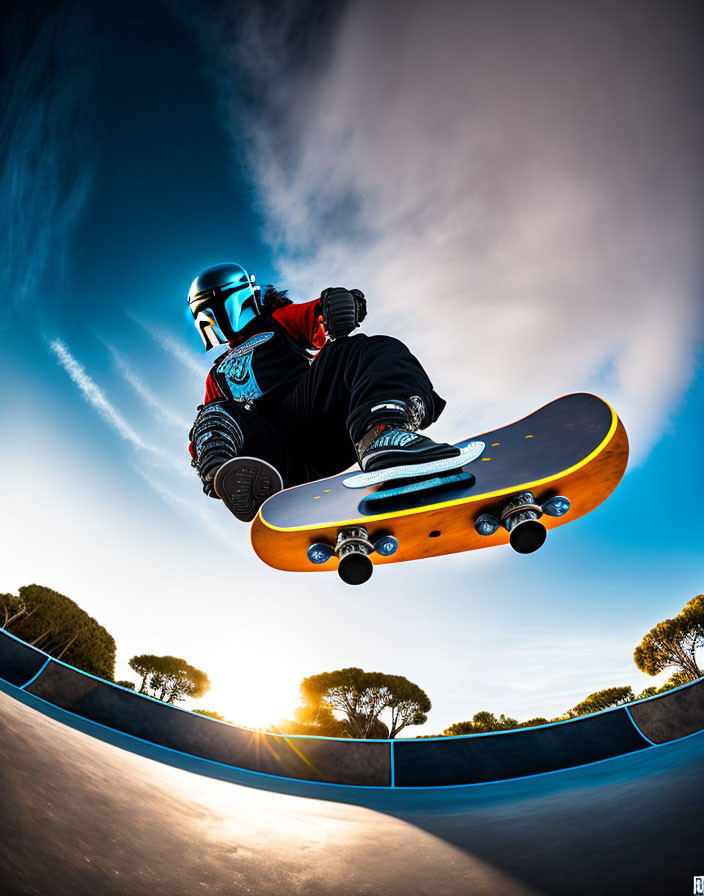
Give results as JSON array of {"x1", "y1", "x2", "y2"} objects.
[{"x1": 1, "y1": 626, "x2": 702, "y2": 894}]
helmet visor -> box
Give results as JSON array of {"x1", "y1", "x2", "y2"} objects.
[
  {"x1": 189, "y1": 279, "x2": 257, "y2": 348},
  {"x1": 190, "y1": 300, "x2": 229, "y2": 349},
  {"x1": 223, "y1": 283, "x2": 258, "y2": 332}
]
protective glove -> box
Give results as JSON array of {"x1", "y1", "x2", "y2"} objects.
[{"x1": 319, "y1": 287, "x2": 366, "y2": 340}]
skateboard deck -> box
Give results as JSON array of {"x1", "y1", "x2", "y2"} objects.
[{"x1": 250, "y1": 393, "x2": 629, "y2": 584}]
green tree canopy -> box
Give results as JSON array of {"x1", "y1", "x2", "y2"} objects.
[
  {"x1": 662, "y1": 670, "x2": 693, "y2": 689},
  {"x1": 634, "y1": 595, "x2": 704, "y2": 681},
  {"x1": 1, "y1": 592, "x2": 26, "y2": 629},
  {"x1": 299, "y1": 667, "x2": 431, "y2": 738},
  {"x1": 273, "y1": 704, "x2": 349, "y2": 737},
  {"x1": 443, "y1": 711, "x2": 523, "y2": 736},
  {"x1": 128, "y1": 654, "x2": 210, "y2": 703},
  {"x1": 1, "y1": 584, "x2": 116, "y2": 680},
  {"x1": 569, "y1": 686, "x2": 633, "y2": 717},
  {"x1": 384, "y1": 674, "x2": 432, "y2": 737}
]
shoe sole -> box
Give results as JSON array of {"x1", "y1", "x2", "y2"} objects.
[
  {"x1": 343, "y1": 441, "x2": 485, "y2": 489},
  {"x1": 214, "y1": 457, "x2": 283, "y2": 522}
]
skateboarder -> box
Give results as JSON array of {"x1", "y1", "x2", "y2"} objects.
[{"x1": 188, "y1": 262, "x2": 463, "y2": 521}]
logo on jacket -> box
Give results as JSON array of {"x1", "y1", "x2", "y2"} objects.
[{"x1": 217, "y1": 332, "x2": 273, "y2": 403}]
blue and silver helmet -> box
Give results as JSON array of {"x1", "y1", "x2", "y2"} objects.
[{"x1": 188, "y1": 263, "x2": 261, "y2": 350}]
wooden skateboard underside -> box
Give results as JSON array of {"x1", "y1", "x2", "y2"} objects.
[{"x1": 250, "y1": 393, "x2": 629, "y2": 574}]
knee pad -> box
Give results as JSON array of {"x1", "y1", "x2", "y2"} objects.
[{"x1": 190, "y1": 401, "x2": 245, "y2": 485}]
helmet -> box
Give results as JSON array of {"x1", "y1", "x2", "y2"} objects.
[{"x1": 188, "y1": 263, "x2": 261, "y2": 349}]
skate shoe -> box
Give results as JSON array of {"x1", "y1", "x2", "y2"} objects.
[
  {"x1": 357, "y1": 425, "x2": 462, "y2": 473},
  {"x1": 214, "y1": 457, "x2": 283, "y2": 522},
  {"x1": 350, "y1": 396, "x2": 482, "y2": 487}
]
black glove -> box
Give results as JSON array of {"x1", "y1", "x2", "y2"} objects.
[
  {"x1": 319, "y1": 287, "x2": 366, "y2": 340},
  {"x1": 189, "y1": 401, "x2": 244, "y2": 498},
  {"x1": 350, "y1": 288, "x2": 366, "y2": 323}
]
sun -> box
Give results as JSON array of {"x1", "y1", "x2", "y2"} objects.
[{"x1": 194, "y1": 666, "x2": 303, "y2": 731}]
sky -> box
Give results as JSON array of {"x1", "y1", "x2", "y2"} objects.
[{"x1": 1, "y1": 0, "x2": 703, "y2": 734}]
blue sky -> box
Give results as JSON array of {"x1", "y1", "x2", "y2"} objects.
[{"x1": 2, "y1": 0, "x2": 703, "y2": 732}]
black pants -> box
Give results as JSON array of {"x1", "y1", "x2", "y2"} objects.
[{"x1": 228, "y1": 334, "x2": 445, "y2": 487}]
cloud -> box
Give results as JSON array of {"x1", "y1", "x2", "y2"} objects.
[
  {"x1": 51, "y1": 337, "x2": 192, "y2": 474},
  {"x1": 0, "y1": 4, "x2": 95, "y2": 328},
  {"x1": 50, "y1": 338, "x2": 156, "y2": 452},
  {"x1": 50, "y1": 337, "x2": 218, "y2": 536},
  {"x1": 192, "y1": 0, "x2": 704, "y2": 460},
  {"x1": 129, "y1": 313, "x2": 210, "y2": 380},
  {"x1": 104, "y1": 342, "x2": 191, "y2": 430}
]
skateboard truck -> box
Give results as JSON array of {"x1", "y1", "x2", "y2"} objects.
[
  {"x1": 474, "y1": 492, "x2": 570, "y2": 554},
  {"x1": 307, "y1": 528, "x2": 398, "y2": 585}
]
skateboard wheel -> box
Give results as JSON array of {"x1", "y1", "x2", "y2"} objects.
[
  {"x1": 509, "y1": 519, "x2": 547, "y2": 554},
  {"x1": 335, "y1": 527, "x2": 375, "y2": 584},
  {"x1": 338, "y1": 552, "x2": 374, "y2": 585}
]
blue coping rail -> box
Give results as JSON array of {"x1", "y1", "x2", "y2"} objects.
[
  {"x1": 19, "y1": 656, "x2": 51, "y2": 690},
  {"x1": 0, "y1": 627, "x2": 702, "y2": 791},
  {"x1": 623, "y1": 705, "x2": 657, "y2": 746}
]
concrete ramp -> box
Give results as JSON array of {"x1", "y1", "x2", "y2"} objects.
[{"x1": 1, "y1": 629, "x2": 702, "y2": 894}]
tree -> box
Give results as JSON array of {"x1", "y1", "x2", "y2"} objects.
[
  {"x1": 116, "y1": 680, "x2": 136, "y2": 690},
  {"x1": 365, "y1": 716, "x2": 390, "y2": 739},
  {"x1": 568, "y1": 686, "x2": 633, "y2": 717},
  {"x1": 273, "y1": 704, "x2": 349, "y2": 737},
  {"x1": 299, "y1": 667, "x2": 431, "y2": 738},
  {"x1": 443, "y1": 711, "x2": 522, "y2": 736},
  {"x1": 443, "y1": 720, "x2": 477, "y2": 736},
  {"x1": 385, "y1": 674, "x2": 432, "y2": 738},
  {"x1": 634, "y1": 595, "x2": 704, "y2": 681},
  {"x1": 128, "y1": 655, "x2": 210, "y2": 703},
  {"x1": 0, "y1": 592, "x2": 27, "y2": 629},
  {"x1": 661, "y1": 670, "x2": 693, "y2": 690},
  {"x1": 0, "y1": 584, "x2": 116, "y2": 680}
]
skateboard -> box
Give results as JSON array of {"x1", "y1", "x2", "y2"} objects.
[{"x1": 249, "y1": 393, "x2": 629, "y2": 585}]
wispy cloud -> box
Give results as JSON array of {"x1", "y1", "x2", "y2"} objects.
[
  {"x1": 104, "y1": 342, "x2": 191, "y2": 430},
  {"x1": 0, "y1": 5, "x2": 95, "y2": 329},
  {"x1": 129, "y1": 313, "x2": 209, "y2": 379},
  {"x1": 50, "y1": 338, "x2": 156, "y2": 452},
  {"x1": 51, "y1": 337, "x2": 226, "y2": 535},
  {"x1": 51, "y1": 337, "x2": 192, "y2": 477},
  {"x1": 189, "y1": 0, "x2": 704, "y2": 460}
]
